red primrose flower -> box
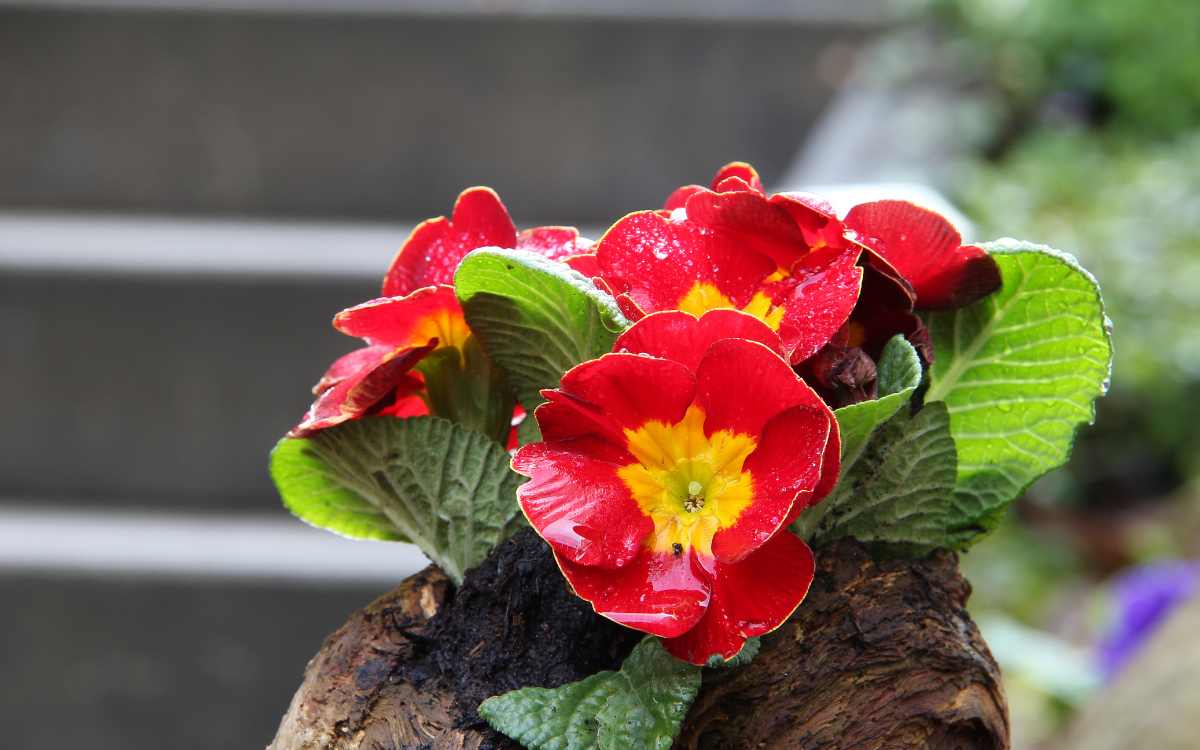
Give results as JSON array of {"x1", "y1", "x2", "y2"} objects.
[{"x1": 513, "y1": 310, "x2": 840, "y2": 664}]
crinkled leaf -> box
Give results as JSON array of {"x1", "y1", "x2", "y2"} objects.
[
  {"x1": 455, "y1": 248, "x2": 629, "y2": 411},
  {"x1": 924, "y1": 241, "x2": 1113, "y2": 536},
  {"x1": 795, "y1": 403, "x2": 961, "y2": 552},
  {"x1": 801, "y1": 336, "x2": 923, "y2": 534},
  {"x1": 479, "y1": 638, "x2": 700, "y2": 750},
  {"x1": 705, "y1": 637, "x2": 760, "y2": 669},
  {"x1": 270, "y1": 415, "x2": 526, "y2": 583},
  {"x1": 876, "y1": 333, "x2": 923, "y2": 396}
]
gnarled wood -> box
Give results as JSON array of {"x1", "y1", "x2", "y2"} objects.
[{"x1": 269, "y1": 531, "x2": 1008, "y2": 749}]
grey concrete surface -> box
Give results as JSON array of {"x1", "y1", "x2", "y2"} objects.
[
  {"x1": 0, "y1": 571, "x2": 385, "y2": 748},
  {"x1": 0, "y1": 263, "x2": 376, "y2": 508},
  {"x1": 0, "y1": 505, "x2": 427, "y2": 581},
  {"x1": 0, "y1": 6, "x2": 873, "y2": 224}
]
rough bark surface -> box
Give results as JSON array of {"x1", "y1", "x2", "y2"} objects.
[{"x1": 269, "y1": 531, "x2": 1008, "y2": 750}]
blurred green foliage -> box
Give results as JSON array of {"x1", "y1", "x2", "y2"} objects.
[
  {"x1": 906, "y1": 0, "x2": 1200, "y2": 506},
  {"x1": 926, "y1": 0, "x2": 1200, "y2": 138},
  {"x1": 892, "y1": 1, "x2": 1200, "y2": 743}
]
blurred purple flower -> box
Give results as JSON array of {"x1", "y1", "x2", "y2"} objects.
[{"x1": 1098, "y1": 560, "x2": 1199, "y2": 679}]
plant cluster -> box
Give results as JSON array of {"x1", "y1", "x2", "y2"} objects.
[{"x1": 270, "y1": 162, "x2": 1111, "y2": 748}]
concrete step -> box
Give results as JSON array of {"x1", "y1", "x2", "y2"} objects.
[
  {"x1": 1, "y1": 211, "x2": 396, "y2": 508},
  {"x1": 1, "y1": 570, "x2": 382, "y2": 748},
  {"x1": 0, "y1": 503, "x2": 427, "y2": 747},
  {"x1": 0, "y1": 3, "x2": 880, "y2": 224}
]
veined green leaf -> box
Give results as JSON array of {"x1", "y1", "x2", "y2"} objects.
[
  {"x1": 479, "y1": 638, "x2": 700, "y2": 750},
  {"x1": 455, "y1": 248, "x2": 629, "y2": 411},
  {"x1": 925, "y1": 241, "x2": 1112, "y2": 533},
  {"x1": 877, "y1": 333, "x2": 923, "y2": 397},
  {"x1": 795, "y1": 403, "x2": 961, "y2": 552},
  {"x1": 270, "y1": 416, "x2": 526, "y2": 583}
]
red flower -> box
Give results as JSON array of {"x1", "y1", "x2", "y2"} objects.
[
  {"x1": 512, "y1": 309, "x2": 840, "y2": 664},
  {"x1": 568, "y1": 163, "x2": 864, "y2": 365},
  {"x1": 800, "y1": 200, "x2": 999, "y2": 405},
  {"x1": 844, "y1": 200, "x2": 1001, "y2": 311},
  {"x1": 292, "y1": 187, "x2": 586, "y2": 438}
]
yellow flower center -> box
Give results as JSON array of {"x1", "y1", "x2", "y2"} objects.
[
  {"x1": 411, "y1": 307, "x2": 473, "y2": 355},
  {"x1": 676, "y1": 280, "x2": 786, "y2": 331},
  {"x1": 617, "y1": 405, "x2": 756, "y2": 557}
]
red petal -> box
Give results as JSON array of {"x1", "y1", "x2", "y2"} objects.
[
  {"x1": 593, "y1": 210, "x2": 775, "y2": 314},
  {"x1": 711, "y1": 162, "x2": 764, "y2": 194},
  {"x1": 770, "y1": 191, "x2": 838, "y2": 228},
  {"x1": 382, "y1": 187, "x2": 517, "y2": 296},
  {"x1": 809, "y1": 411, "x2": 841, "y2": 507},
  {"x1": 711, "y1": 405, "x2": 830, "y2": 562},
  {"x1": 613, "y1": 309, "x2": 783, "y2": 371},
  {"x1": 663, "y1": 531, "x2": 815, "y2": 664},
  {"x1": 517, "y1": 226, "x2": 592, "y2": 260},
  {"x1": 513, "y1": 442, "x2": 652, "y2": 569},
  {"x1": 684, "y1": 189, "x2": 809, "y2": 271},
  {"x1": 774, "y1": 246, "x2": 864, "y2": 363},
  {"x1": 533, "y1": 389, "x2": 633, "y2": 456},
  {"x1": 557, "y1": 352, "x2": 696, "y2": 432},
  {"x1": 312, "y1": 344, "x2": 394, "y2": 396},
  {"x1": 557, "y1": 548, "x2": 712, "y2": 639},
  {"x1": 377, "y1": 390, "x2": 429, "y2": 419},
  {"x1": 844, "y1": 200, "x2": 1000, "y2": 309},
  {"x1": 564, "y1": 252, "x2": 601, "y2": 278},
  {"x1": 664, "y1": 184, "x2": 705, "y2": 211},
  {"x1": 290, "y1": 344, "x2": 433, "y2": 437},
  {"x1": 334, "y1": 286, "x2": 463, "y2": 349},
  {"x1": 695, "y1": 338, "x2": 830, "y2": 438}
]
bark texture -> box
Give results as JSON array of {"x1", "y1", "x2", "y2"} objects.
[{"x1": 270, "y1": 530, "x2": 1008, "y2": 750}]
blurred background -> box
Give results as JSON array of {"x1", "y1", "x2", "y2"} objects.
[{"x1": 1, "y1": 0, "x2": 1196, "y2": 747}]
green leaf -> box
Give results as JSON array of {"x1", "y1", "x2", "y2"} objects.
[
  {"x1": 705, "y1": 637, "x2": 760, "y2": 669},
  {"x1": 924, "y1": 241, "x2": 1113, "y2": 534},
  {"x1": 415, "y1": 336, "x2": 515, "y2": 444},
  {"x1": 794, "y1": 403, "x2": 961, "y2": 552},
  {"x1": 270, "y1": 416, "x2": 526, "y2": 583},
  {"x1": 876, "y1": 333, "x2": 923, "y2": 396},
  {"x1": 812, "y1": 335, "x2": 923, "y2": 514},
  {"x1": 479, "y1": 638, "x2": 701, "y2": 750},
  {"x1": 455, "y1": 248, "x2": 629, "y2": 411}
]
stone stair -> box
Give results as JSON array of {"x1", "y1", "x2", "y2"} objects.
[{"x1": 0, "y1": 2, "x2": 888, "y2": 746}]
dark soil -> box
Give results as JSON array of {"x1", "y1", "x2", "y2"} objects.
[{"x1": 407, "y1": 528, "x2": 642, "y2": 729}]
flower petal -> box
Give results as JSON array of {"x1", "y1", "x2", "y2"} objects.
[
  {"x1": 844, "y1": 200, "x2": 1001, "y2": 309},
  {"x1": 382, "y1": 187, "x2": 516, "y2": 296},
  {"x1": 557, "y1": 548, "x2": 712, "y2": 639},
  {"x1": 663, "y1": 531, "x2": 815, "y2": 664},
  {"x1": 290, "y1": 344, "x2": 433, "y2": 437},
  {"x1": 663, "y1": 184, "x2": 705, "y2": 211},
  {"x1": 334, "y1": 286, "x2": 464, "y2": 349},
  {"x1": 773, "y1": 245, "x2": 864, "y2": 363},
  {"x1": 513, "y1": 442, "x2": 652, "y2": 569},
  {"x1": 613, "y1": 309, "x2": 783, "y2": 371},
  {"x1": 711, "y1": 405, "x2": 830, "y2": 562},
  {"x1": 517, "y1": 226, "x2": 592, "y2": 260},
  {"x1": 770, "y1": 191, "x2": 839, "y2": 237},
  {"x1": 312, "y1": 344, "x2": 394, "y2": 396},
  {"x1": 593, "y1": 210, "x2": 775, "y2": 315},
  {"x1": 809, "y1": 410, "x2": 841, "y2": 508},
  {"x1": 711, "y1": 161, "x2": 764, "y2": 194},
  {"x1": 684, "y1": 189, "x2": 809, "y2": 271},
  {"x1": 564, "y1": 252, "x2": 601, "y2": 278},
  {"x1": 557, "y1": 352, "x2": 696, "y2": 432},
  {"x1": 532, "y1": 389, "x2": 632, "y2": 456},
  {"x1": 695, "y1": 338, "x2": 831, "y2": 438}
]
